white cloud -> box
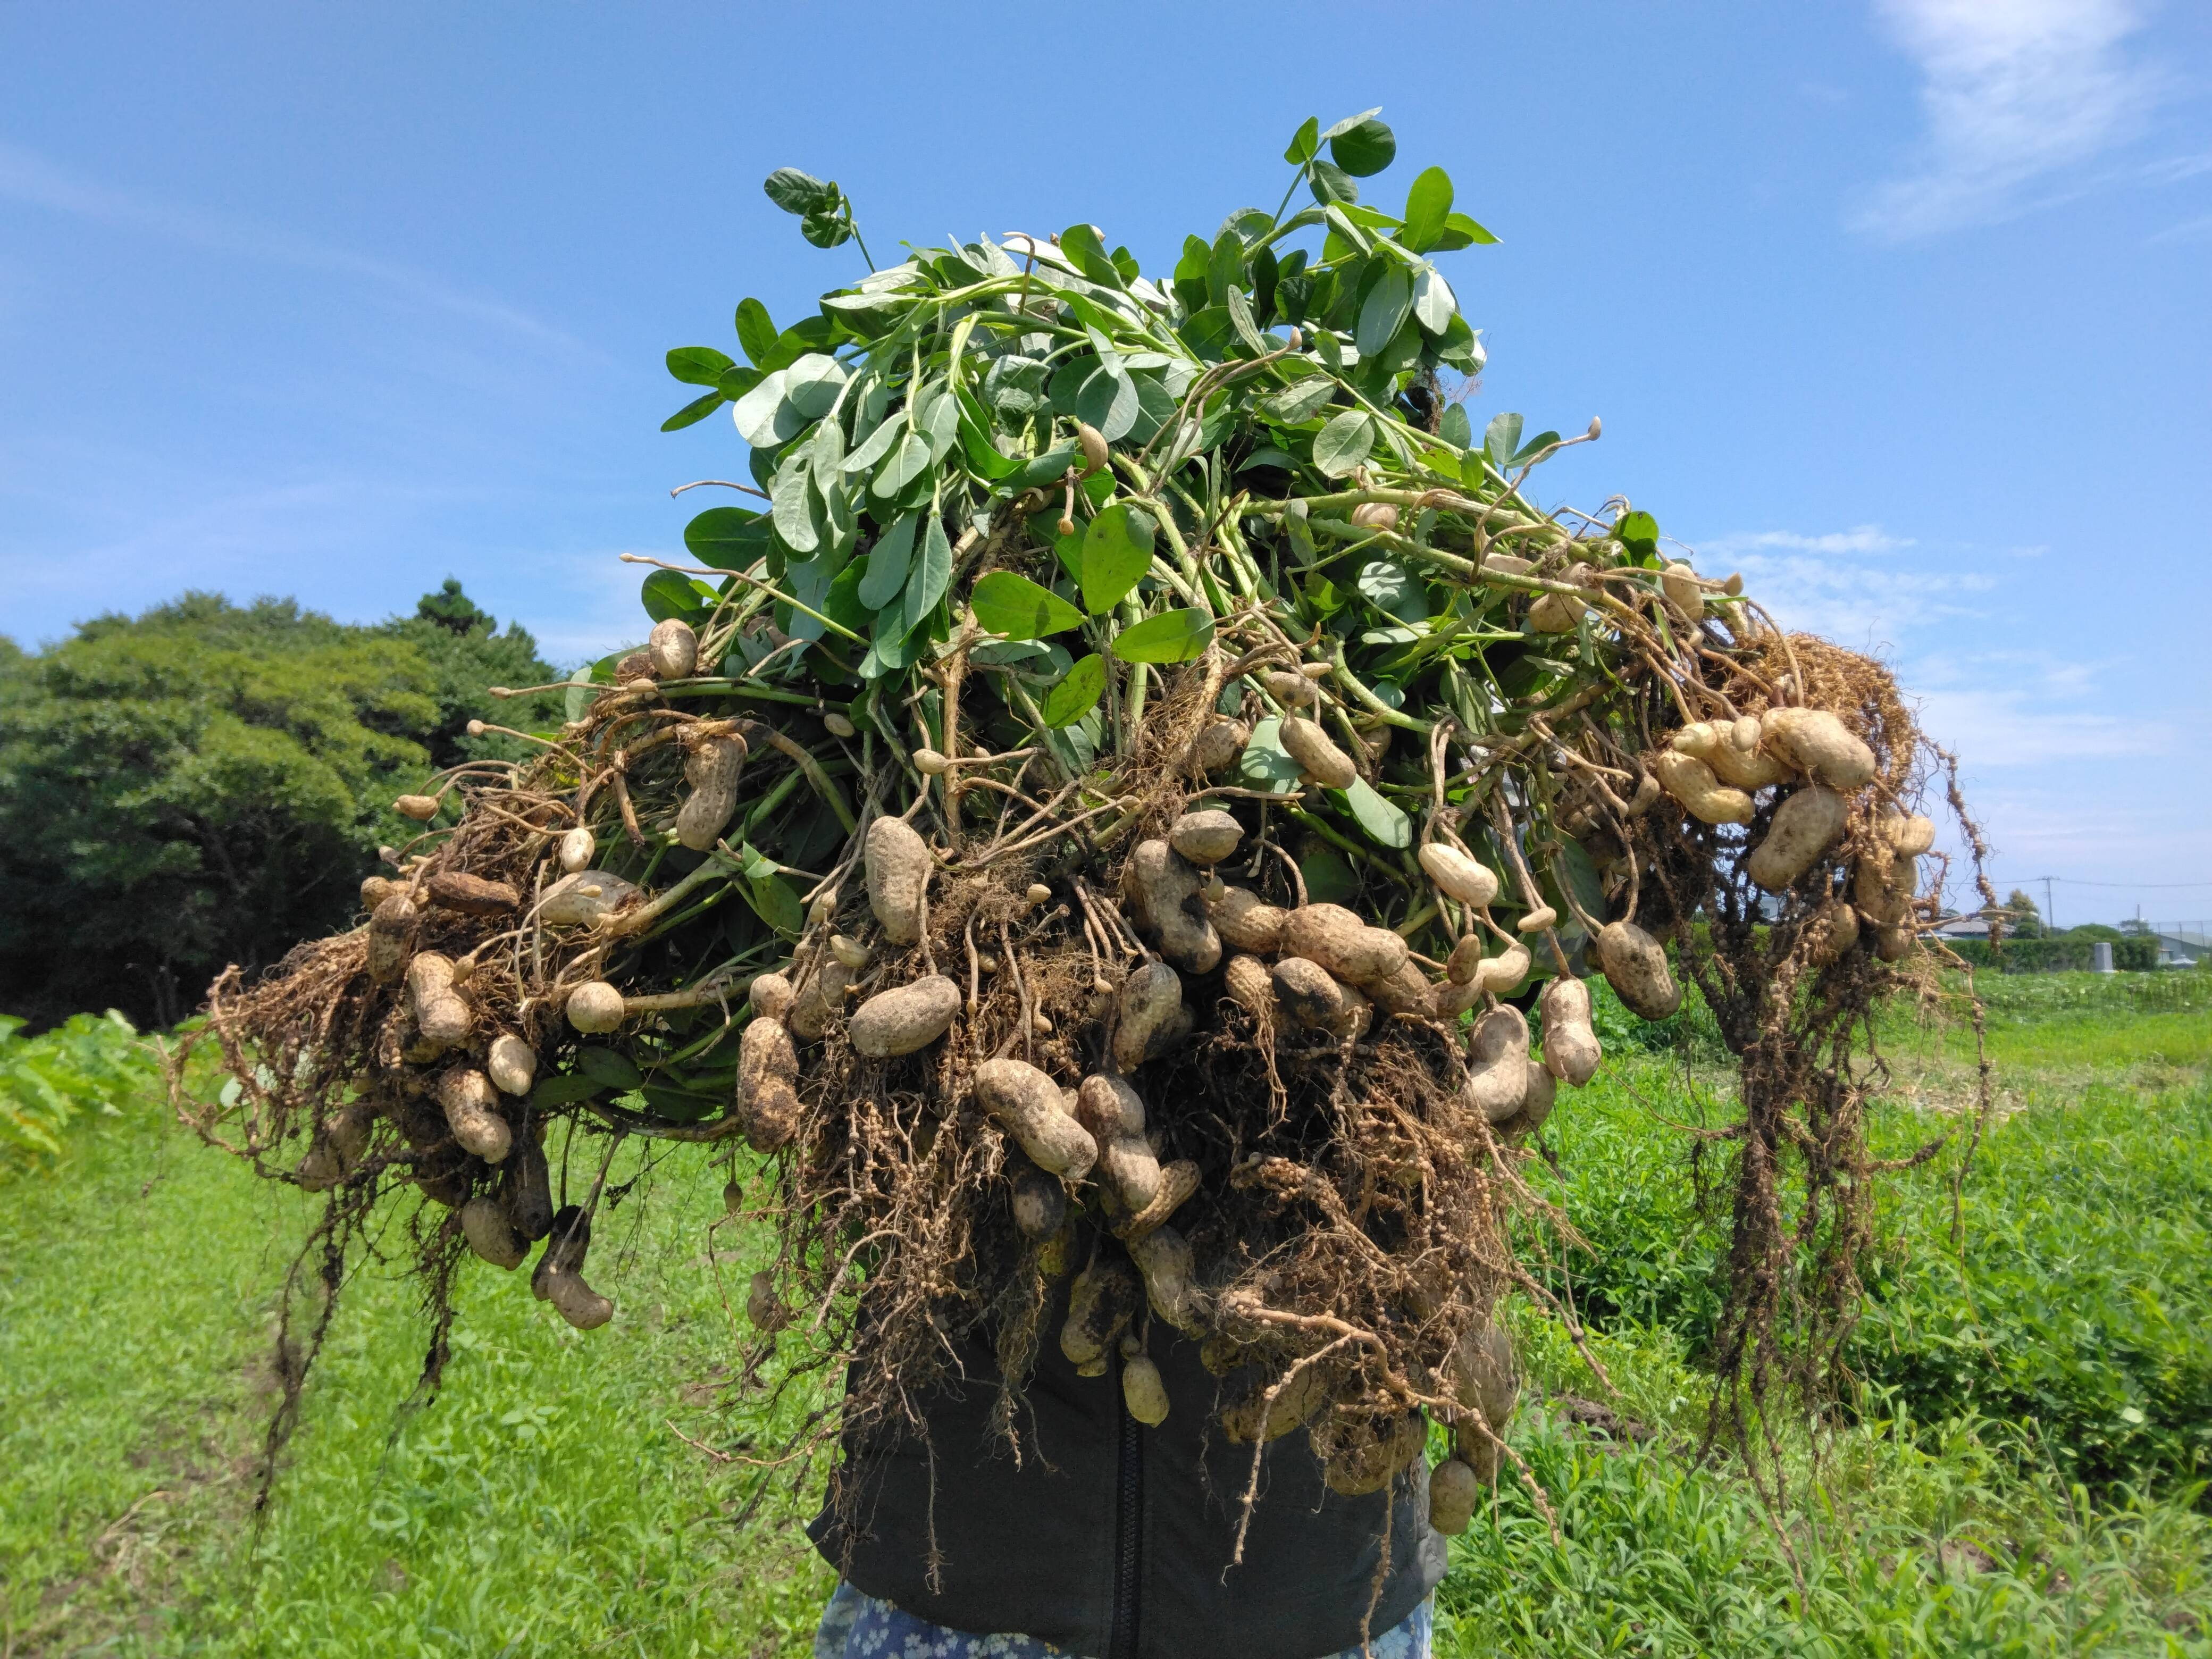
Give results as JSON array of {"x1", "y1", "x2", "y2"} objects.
[
  {"x1": 1702, "y1": 524, "x2": 1915, "y2": 556},
  {"x1": 1913, "y1": 683, "x2": 2175, "y2": 765},
  {"x1": 2147, "y1": 212, "x2": 2212, "y2": 245},
  {"x1": 0, "y1": 140, "x2": 587, "y2": 353},
  {"x1": 1686, "y1": 524, "x2": 1982, "y2": 648},
  {"x1": 1856, "y1": 0, "x2": 2162, "y2": 237}
]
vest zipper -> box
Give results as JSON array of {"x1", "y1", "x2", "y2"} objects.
[{"x1": 1107, "y1": 1358, "x2": 1143, "y2": 1659}]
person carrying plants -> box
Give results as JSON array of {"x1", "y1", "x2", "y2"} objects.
[{"x1": 183, "y1": 108, "x2": 1966, "y2": 1659}]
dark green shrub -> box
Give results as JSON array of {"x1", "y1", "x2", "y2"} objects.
[
  {"x1": 1948, "y1": 935, "x2": 2158, "y2": 974},
  {"x1": 0, "y1": 588, "x2": 562, "y2": 1030}
]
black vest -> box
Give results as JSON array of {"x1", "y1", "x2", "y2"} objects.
[{"x1": 809, "y1": 1280, "x2": 1447, "y2": 1659}]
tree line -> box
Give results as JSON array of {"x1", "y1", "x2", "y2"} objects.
[{"x1": 0, "y1": 583, "x2": 565, "y2": 1030}]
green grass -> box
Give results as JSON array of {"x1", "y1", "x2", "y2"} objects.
[
  {"x1": 7, "y1": 976, "x2": 2212, "y2": 1655},
  {"x1": 1, "y1": 1105, "x2": 831, "y2": 1657},
  {"x1": 1887, "y1": 969, "x2": 2212, "y2": 1076}
]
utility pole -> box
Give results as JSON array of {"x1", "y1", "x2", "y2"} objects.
[{"x1": 2042, "y1": 875, "x2": 2056, "y2": 933}]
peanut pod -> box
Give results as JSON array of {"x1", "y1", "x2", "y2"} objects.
[
  {"x1": 1111, "y1": 962, "x2": 1185, "y2": 1073},
  {"x1": 1122, "y1": 839, "x2": 1221, "y2": 973},
  {"x1": 1463, "y1": 1006, "x2": 1531, "y2": 1124},
  {"x1": 849, "y1": 975, "x2": 962, "y2": 1059},
  {"x1": 1060, "y1": 1254, "x2": 1141, "y2": 1377},
  {"x1": 1539, "y1": 975, "x2": 1602, "y2": 1086},
  {"x1": 1762, "y1": 707, "x2": 1876, "y2": 790},
  {"x1": 1745, "y1": 784, "x2": 1848, "y2": 892},
  {"x1": 977, "y1": 1058, "x2": 1098, "y2": 1180},
  {"x1": 437, "y1": 1067, "x2": 513, "y2": 1163},
  {"x1": 864, "y1": 816, "x2": 931, "y2": 944},
  {"x1": 1075, "y1": 1073, "x2": 1160, "y2": 1211},
  {"x1": 1279, "y1": 903, "x2": 1409, "y2": 987},
  {"x1": 1595, "y1": 920, "x2": 1681, "y2": 1020},
  {"x1": 675, "y1": 733, "x2": 748, "y2": 852}
]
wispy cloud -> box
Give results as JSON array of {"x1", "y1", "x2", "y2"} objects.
[
  {"x1": 0, "y1": 140, "x2": 588, "y2": 353},
  {"x1": 1913, "y1": 681, "x2": 2177, "y2": 766},
  {"x1": 1703, "y1": 524, "x2": 1915, "y2": 556},
  {"x1": 508, "y1": 550, "x2": 658, "y2": 671},
  {"x1": 2147, "y1": 212, "x2": 2212, "y2": 244},
  {"x1": 1855, "y1": 0, "x2": 2163, "y2": 238},
  {"x1": 1686, "y1": 523, "x2": 1976, "y2": 647}
]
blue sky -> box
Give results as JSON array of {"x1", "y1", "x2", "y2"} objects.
[{"x1": 2, "y1": 1, "x2": 2207, "y2": 928}]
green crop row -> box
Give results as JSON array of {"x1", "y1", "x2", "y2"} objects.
[{"x1": 0, "y1": 1009, "x2": 153, "y2": 1174}]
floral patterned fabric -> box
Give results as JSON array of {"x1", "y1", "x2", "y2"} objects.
[{"x1": 812, "y1": 1580, "x2": 1432, "y2": 1659}]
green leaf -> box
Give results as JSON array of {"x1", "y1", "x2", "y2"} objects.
[
  {"x1": 744, "y1": 871, "x2": 807, "y2": 936},
  {"x1": 1075, "y1": 362, "x2": 1141, "y2": 443},
  {"x1": 778, "y1": 552, "x2": 835, "y2": 641},
  {"x1": 971, "y1": 571, "x2": 1083, "y2": 640},
  {"x1": 1328, "y1": 117, "x2": 1396, "y2": 178},
  {"x1": 757, "y1": 315, "x2": 840, "y2": 374},
  {"x1": 1284, "y1": 116, "x2": 1321, "y2": 165},
  {"x1": 1618, "y1": 510, "x2": 1661, "y2": 557},
  {"x1": 763, "y1": 167, "x2": 835, "y2": 216},
  {"x1": 1485, "y1": 412, "x2": 1524, "y2": 470},
  {"x1": 1208, "y1": 228, "x2": 1245, "y2": 307},
  {"x1": 640, "y1": 568, "x2": 710, "y2": 623},
  {"x1": 1263, "y1": 376, "x2": 1337, "y2": 425},
  {"x1": 859, "y1": 621, "x2": 912, "y2": 680},
  {"x1": 857, "y1": 513, "x2": 917, "y2": 609},
  {"x1": 1079, "y1": 502, "x2": 1156, "y2": 615},
  {"x1": 1039, "y1": 653, "x2": 1107, "y2": 727},
  {"x1": 873, "y1": 430, "x2": 932, "y2": 498},
  {"x1": 734, "y1": 298, "x2": 778, "y2": 367},
  {"x1": 1355, "y1": 265, "x2": 1414, "y2": 358},
  {"x1": 1335, "y1": 777, "x2": 1411, "y2": 848},
  {"x1": 716, "y1": 363, "x2": 764, "y2": 400},
  {"x1": 1435, "y1": 212, "x2": 1500, "y2": 250},
  {"x1": 667, "y1": 346, "x2": 735, "y2": 387},
  {"x1": 1058, "y1": 222, "x2": 1123, "y2": 288},
  {"x1": 901, "y1": 514, "x2": 951, "y2": 636},
  {"x1": 1511, "y1": 430, "x2": 1562, "y2": 467},
  {"x1": 782, "y1": 354, "x2": 847, "y2": 420},
  {"x1": 576, "y1": 1046, "x2": 643, "y2": 1090},
  {"x1": 921, "y1": 383, "x2": 961, "y2": 463},
  {"x1": 772, "y1": 459, "x2": 819, "y2": 554},
  {"x1": 1412, "y1": 266, "x2": 1455, "y2": 334},
  {"x1": 1309, "y1": 161, "x2": 1359, "y2": 206},
  {"x1": 1111, "y1": 608, "x2": 1214, "y2": 664},
  {"x1": 841, "y1": 410, "x2": 904, "y2": 478},
  {"x1": 733, "y1": 371, "x2": 803, "y2": 448},
  {"x1": 1401, "y1": 166, "x2": 1453, "y2": 253},
  {"x1": 685, "y1": 506, "x2": 769, "y2": 569},
  {"x1": 661, "y1": 391, "x2": 724, "y2": 432},
  {"x1": 1225, "y1": 284, "x2": 1268, "y2": 356},
  {"x1": 1355, "y1": 560, "x2": 1426, "y2": 623},
  {"x1": 823, "y1": 559, "x2": 871, "y2": 637},
  {"x1": 1439, "y1": 403, "x2": 1472, "y2": 449},
  {"x1": 1312, "y1": 409, "x2": 1375, "y2": 479},
  {"x1": 1323, "y1": 205, "x2": 1371, "y2": 254},
  {"x1": 1236, "y1": 717, "x2": 1303, "y2": 793}
]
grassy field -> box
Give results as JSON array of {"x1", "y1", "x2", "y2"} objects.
[{"x1": 4, "y1": 971, "x2": 2209, "y2": 1656}]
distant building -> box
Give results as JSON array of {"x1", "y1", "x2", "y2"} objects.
[
  {"x1": 2154, "y1": 927, "x2": 2207, "y2": 967},
  {"x1": 1928, "y1": 916, "x2": 1991, "y2": 940}
]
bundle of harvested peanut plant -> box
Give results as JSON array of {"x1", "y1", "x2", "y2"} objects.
[{"x1": 178, "y1": 109, "x2": 1989, "y2": 1537}]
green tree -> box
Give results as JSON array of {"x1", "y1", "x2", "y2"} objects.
[
  {"x1": 2003, "y1": 887, "x2": 2044, "y2": 940},
  {"x1": 381, "y1": 577, "x2": 567, "y2": 770},
  {"x1": 0, "y1": 586, "x2": 563, "y2": 1031}
]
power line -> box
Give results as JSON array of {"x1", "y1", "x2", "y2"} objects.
[{"x1": 1996, "y1": 876, "x2": 2212, "y2": 890}]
